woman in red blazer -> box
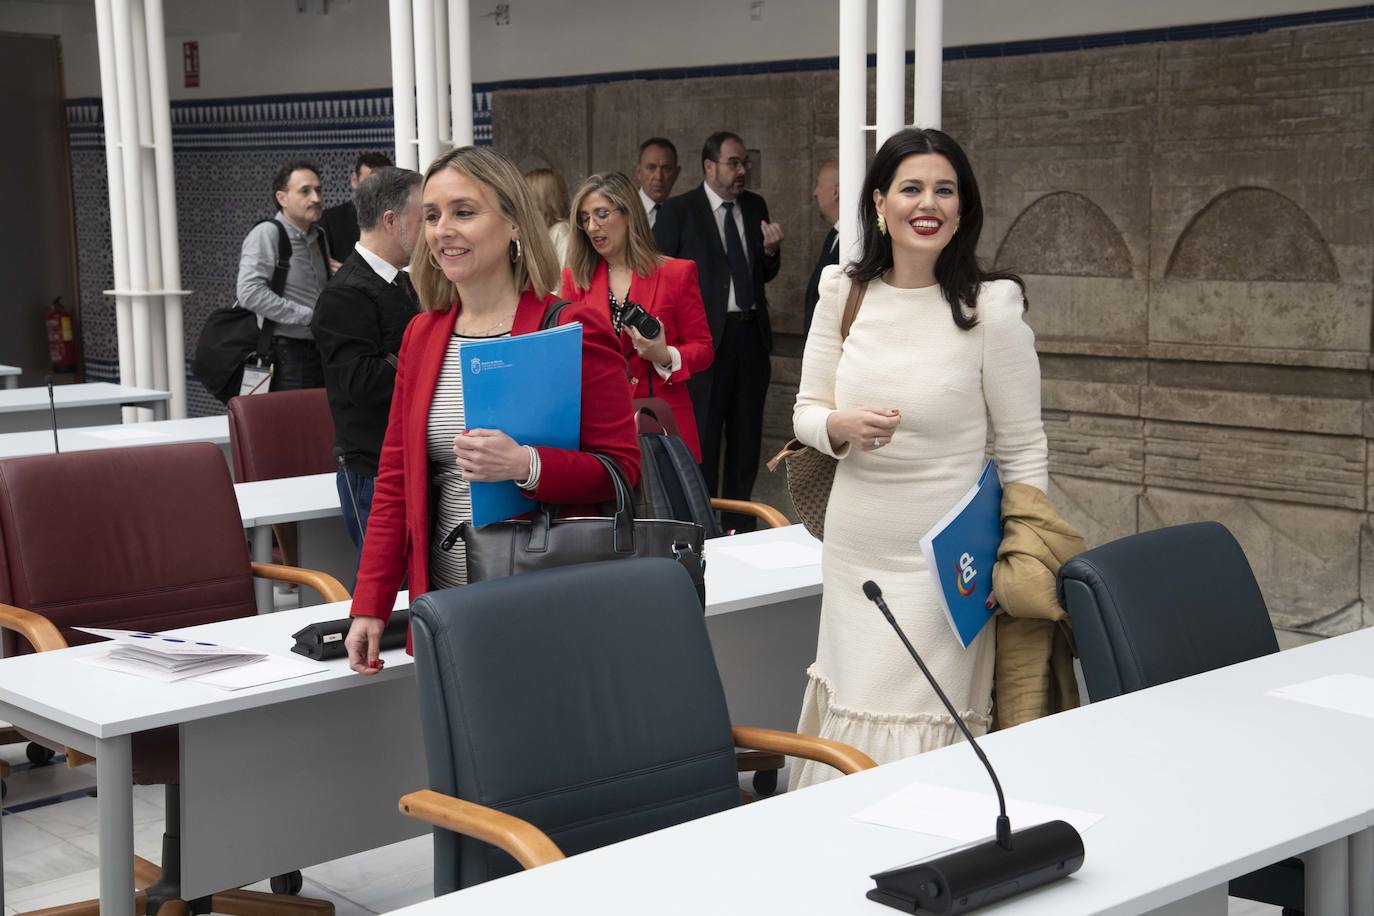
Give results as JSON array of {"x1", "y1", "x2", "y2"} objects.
[
  {"x1": 559, "y1": 172, "x2": 713, "y2": 460},
  {"x1": 344, "y1": 148, "x2": 640, "y2": 672}
]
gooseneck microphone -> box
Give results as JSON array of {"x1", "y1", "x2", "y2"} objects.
[
  {"x1": 862, "y1": 580, "x2": 1084, "y2": 913},
  {"x1": 45, "y1": 376, "x2": 59, "y2": 454}
]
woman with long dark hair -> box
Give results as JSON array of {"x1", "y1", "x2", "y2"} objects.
[{"x1": 789, "y1": 129, "x2": 1048, "y2": 788}]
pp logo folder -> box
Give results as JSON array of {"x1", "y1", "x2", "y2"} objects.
[
  {"x1": 919, "y1": 459, "x2": 1003, "y2": 648},
  {"x1": 460, "y1": 322, "x2": 583, "y2": 526}
]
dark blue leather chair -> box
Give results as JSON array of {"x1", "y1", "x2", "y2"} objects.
[
  {"x1": 403, "y1": 557, "x2": 875, "y2": 894},
  {"x1": 1058, "y1": 521, "x2": 1302, "y2": 914}
]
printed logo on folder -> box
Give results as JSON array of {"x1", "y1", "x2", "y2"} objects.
[
  {"x1": 460, "y1": 323, "x2": 583, "y2": 526},
  {"x1": 919, "y1": 460, "x2": 1003, "y2": 649}
]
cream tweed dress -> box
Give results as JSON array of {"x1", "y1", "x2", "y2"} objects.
[{"x1": 789, "y1": 266, "x2": 1048, "y2": 789}]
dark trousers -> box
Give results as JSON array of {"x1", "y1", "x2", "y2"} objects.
[
  {"x1": 270, "y1": 336, "x2": 324, "y2": 391},
  {"x1": 336, "y1": 467, "x2": 376, "y2": 550},
  {"x1": 694, "y1": 313, "x2": 770, "y2": 533}
]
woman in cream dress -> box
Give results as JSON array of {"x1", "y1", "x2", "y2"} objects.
[{"x1": 790, "y1": 129, "x2": 1048, "y2": 789}]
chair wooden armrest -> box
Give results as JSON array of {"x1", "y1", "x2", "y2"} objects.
[
  {"x1": 0, "y1": 602, "x2": 68, "y2": 653},
  {"x1": 732, "y1": 725, "x2": 877, "y2": 776},
  {"x1": 399, "y1": 789, "x2": 565, "y2": 870},
  {"x1": 250, "y1": 562, "x2": 351, "y2": 603},
  {"x1": 711, "y1": 499, "x2": 791, "y2": 530}
]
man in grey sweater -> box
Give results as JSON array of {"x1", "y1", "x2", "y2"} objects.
[{"x1": 235, "y1": 158, "x2": 331, "y2": 390}]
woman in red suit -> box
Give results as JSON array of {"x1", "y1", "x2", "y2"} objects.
[
  {"x1": 560, "y1": 172, "x2": 713, "y2": 460},
  {"x1": 344, "y1": 148, "x2": 640, "y2": 673}
]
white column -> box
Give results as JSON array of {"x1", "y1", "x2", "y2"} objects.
[
  {"x1": 913, "y1": 0, "x2": 943, "y2": 129},
  {"x1": 389, "y1": 0, "x2": 418, "y2": 170},
  {"x1": 433, "y1": 0, "x2": 449, "y2": 145},
  {"x1": 144, "y1": 0, "x2": 186, "y2": 417},
  {"x1": 837, "y1": 0, "x2": 867, "y2": 263},
  {"x1": 130, "y1": 0, "x2": 167, "y2": 393},
  {"x1": 112, "y1": 0, "x2": 154, "y2": 419},
  {"x1": 876, "y1": 0, "x2": 907, "y2": 146},
  {"x1": 94, "y1": 0, "x2": 134, "y2": 418},
  {"x1": 412, "y1": 0, "x2": 439, "y2": 169},
  {"x1": 448, "y1": 0, "x2": 473, "y2": 147}
]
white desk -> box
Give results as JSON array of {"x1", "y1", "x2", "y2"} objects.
[
  {"x1": 0, "y1": 415, "x2": 229, "y2": 461},
  {"x1": 231, "y1": 475, "x2": 823, "y2": 732},
  {"x1": 0, "y1": 597, "x2": 421, "y2": 916},
  {"x1": 0, "y1": 382, "x2": 170, "y2": 432},
  {"x1": 380, "y1": 628, "x2": 1374, "y2": 916},
  {"x1": 0, "y1": 366, "x2": 18, "y2": 389}
]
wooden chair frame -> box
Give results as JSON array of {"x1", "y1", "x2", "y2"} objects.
[{"x1": 398, "y1": 726, "x2": 876, "y2": 871}]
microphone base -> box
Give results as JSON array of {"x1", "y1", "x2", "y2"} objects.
[{"x1": 866, "y1": 820, "x2": 1084, "y2": 914}]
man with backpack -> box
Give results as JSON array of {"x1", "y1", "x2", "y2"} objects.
[{"x1": 233, "y1": 158, "x2": 332, "y2": 391}]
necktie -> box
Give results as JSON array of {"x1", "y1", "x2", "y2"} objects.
[{"x1": 721, "y1": 201, "x2": 755, "y2": 311}]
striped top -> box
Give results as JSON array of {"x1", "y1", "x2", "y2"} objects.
[{"x1": 427, "y1": 330, "x2": 511, "y2": 591}]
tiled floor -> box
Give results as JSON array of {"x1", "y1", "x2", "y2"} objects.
[{"x1": 0, "y1": 745, "x2": 1285, "y2": 914}]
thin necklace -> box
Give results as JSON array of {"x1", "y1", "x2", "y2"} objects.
[{"x1": 456, "y1": 310, "x2": 513, "y2": 337}]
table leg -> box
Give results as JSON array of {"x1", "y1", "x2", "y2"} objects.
[
  {"x1": 251, "y1": 526, "x2": 274, "y2": 614},
  {"x1": 1351, "y1": 826, "x2": 1374, "y2": 913},
  {"x1": 97, "y1": 734, "x2": 135, "y2": 916},
  {"x1": 1305, "y1": 835, "x2": 1350, "y2": 916},
  {"x1": 2, "y1": 376, "x2": 15, "y2": 389}
]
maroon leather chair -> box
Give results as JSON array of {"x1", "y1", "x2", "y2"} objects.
[
  {"x1": 0, "y1": 443, "x2": 342, "y2": 916},
  {"x1": 227, "y1": 389, "x2": 337, "y2": 483}
]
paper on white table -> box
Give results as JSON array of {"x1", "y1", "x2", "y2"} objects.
[
  {"x1": 81, "y1": 426, "x2": 171, "y2": 442},
  {"x1": 711, "y1": 539, "x2": 823, "y2": 570},
  {"x1": 79, "y1": 652, "x2": 250, "y2": 682},
  {"x1": 852, "y1": 783, "x2": 1103, "y2": 842},
  {"x1": 74, "y1": 627, "x2": 255, "y2": 656},
  {"x1": 194, "y1": 655, "x2": 328, "y2": 691},
  {"x1": 1267, "y1": 673, "x2": 1374, "y2": 720}
]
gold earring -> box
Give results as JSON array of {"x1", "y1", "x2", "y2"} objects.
[
  {"x1": 876, "y1": 213, "x2": 887, "y2": 236},
  {"x1": 509, "y1": 238, "x2": 522, "y2": 263},
  {"x1": 428, "y1": 250, "x2": 443, "y2": 271}
]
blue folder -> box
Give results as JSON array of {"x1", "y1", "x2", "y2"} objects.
[
  {"x1": 460, "y1": 323, "x2": 582, "y2": 526},
  {"x1": 918, "y1": 460, "x2": 1004, "y2": 649}
]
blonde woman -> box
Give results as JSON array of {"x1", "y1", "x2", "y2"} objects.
[
  {"x1": 524, "y1": 167, "x2": 571, "y2": 266},
  {"x1": 560, "y1": 172, "x2": 713, "y2": 460},
  {"x1": 344, "y1": 147, "x2": 641, "y2": 672}
]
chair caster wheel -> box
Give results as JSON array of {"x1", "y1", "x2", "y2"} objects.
[
  {"x1": 271, "y1": 870, "x2": 304, "y2": 895},
  {"x1": 752, "y1": 768, "x2": 779, "y2": 797},
  {"x1": 26, "y1": 743, "x2": 55, "y2": 766}
]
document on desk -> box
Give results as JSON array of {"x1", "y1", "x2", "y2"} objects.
[
  {"x1": 853, "y1": 783, "x2": 1103, "y2": 842},
  {"x1": 1267, "y1": 673, "x2": 1374, "y2": 720},
  {"x1": 710, "y1": 539, "x2": 823, "y2": 570},
  {"x1": 460, "y1": 323, "x2": 582, "y2": 526},
  {"x1": 74, "y1": 627, "x2": 328, "y2": 689}
]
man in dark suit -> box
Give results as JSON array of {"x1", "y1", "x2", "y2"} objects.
[
  {"x1": 311, "y1": 166, "x2": 422, "y2": 548},
  {"x1": 655, "y1": 131, "x2": 783, "y2": 532},
  {"x1": 804, "y1": 159, "x2": 841, "y2": 336},
  {"x1": 320, "y1": 151, "x2": 393, "y2": 270}
]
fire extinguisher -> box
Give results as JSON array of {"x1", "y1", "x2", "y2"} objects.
[{"x1": 45, "y1": 297, "x2": 78, "y2": 375}]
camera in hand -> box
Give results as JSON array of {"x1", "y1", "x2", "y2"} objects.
[{"x1": 619, "y1": 300, "x2": 662, "y2": 339}]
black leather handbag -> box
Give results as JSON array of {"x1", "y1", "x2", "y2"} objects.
[{"x1": 441, "y1": 454, "x2": 706, "y2": 605}]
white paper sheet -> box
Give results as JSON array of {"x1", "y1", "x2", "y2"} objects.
[
  {"x1": 79, "y1": 652, "x2": 250, "y2": 683},
  {"x1": 711, "y1": 540, "x2": 823, "y2": 570},
  {"x1": 73, "y1": 626, "x2": 254, "y2": 656},
  {"x1": 193, "y1": 655, "x2": 328, "y2": 691},
  {"x1": 81, "y1": 427, "x2": 171, "y2": 442},
  {"x1": 852, "y1": 783, "x2": 1103, "y2": 842},
  {"x1": 1267, "y1": 673, "x2": 1374, "y2": 720}
]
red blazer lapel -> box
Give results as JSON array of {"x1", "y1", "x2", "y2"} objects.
[
  {"x1": 629, "y1": 263, "x2": 660, "y2": 314},
  {"x1": 511, "y1": 287, "x2": 552, "y2": 336}
]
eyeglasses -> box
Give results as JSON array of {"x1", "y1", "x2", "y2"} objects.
[
  {"x1": 575, "y1": 207, "x2": 622, "y2": 228},
  {"x1": 714, "y1": 157, "x2": 752, "y2": 171}
]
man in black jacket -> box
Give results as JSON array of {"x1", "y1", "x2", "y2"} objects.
[
  {"x1": 803, "y1": 159, "x2": 840, "y2": 337},
  {"x1": 654, "y1": 131, "x2": 783, "y2": 532},
  {"x1": 311, "y1": 166, "x2": 422, "y2": 547},
  {"x1": 320, "y1": 151, "x2": 394, "y2": 269}
]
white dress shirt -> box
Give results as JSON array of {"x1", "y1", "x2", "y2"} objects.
[
  {"x1": 639, "y1": 186, "x2": 661, "y2": 229},
  {"x1": 353, "y1": 241, "x2": 400, "y2": 285},
  {"x1": 702, "y1": 182, "x2": 749, "y2": 313}
]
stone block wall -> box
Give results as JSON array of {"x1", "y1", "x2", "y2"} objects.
[{"x1": 491, "y1": 19, "x2": 1374, "y2": 638}]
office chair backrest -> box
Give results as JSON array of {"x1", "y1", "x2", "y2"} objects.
[
  {"x1": 410, "y1": 557, "x2": 740, "y2": 894},
  {"x1": 227, "y1": 388, "x2": 336, "y2": 482},
  {"x1": 1057, "y1": 521, "x2": 1279, "y2": 701},
  {"x1": 0, "y1": 443, "x2": 257, "y2": 654}
]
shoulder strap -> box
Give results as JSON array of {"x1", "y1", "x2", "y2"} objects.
[
  {"x1": 252, "y1": 217, "x2": 288, "y2": 356},
  {"x1": 540, "y1": 298, "x2": 572, "y2": 330},
  {"x1": 839, "y1": 276, "x2": 866, "y2": 340}
]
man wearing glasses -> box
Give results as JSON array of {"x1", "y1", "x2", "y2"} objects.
[{"x1": 655, "y1": 130, "x2": 783, "y2": 532}]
